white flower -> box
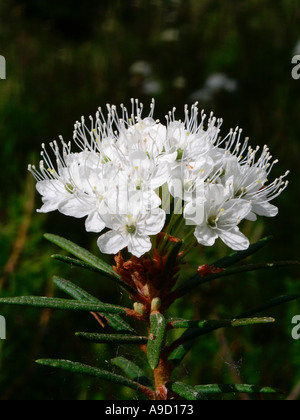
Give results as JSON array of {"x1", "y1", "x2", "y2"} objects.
[
  {"x1": 185, "y1": 183, "x2": 251, "y2": 250},
  {"x1": 221, "y1": 148, "x2": 289, "y2": 221},
  {"x1": 98, "y1": 192, "x2": 166, "y2": 258},
  {"x1": 29, "y1": 143, "x2": 87, "y2": 214}
]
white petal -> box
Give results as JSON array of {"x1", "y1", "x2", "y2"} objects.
[
  {"x1": 36, "y1": 180, "x2": 68, "y2": 212},
  {"x1": 207, "y1": 184, "x2": 228, "y2": 208},
  {"x1": 37, "y1": 200, "x2": 59, "y2": 213},
  {"x1": 58, "y1": 197, "x2": 91, "y2": 218},
  {"x1": 128, "y1": 235, "x2": 152, "y2": 257},
  {"x1": 184, "y1": 199, "x2": 205, "y2": 225},
  {"x1": 150, "y1": 164, "x2": 170, "y2": 190},
  {"x1": 194, "y1": 224, "x2": 218, "y2": 247},
  {"x1": 85, "y1": 211, "x2": 106, "y2": 233},
  {"x1": 142, "y1": 209, "x2": 166, "y2": 235},
  {"x1": 245, "y1": 211, "x2": 257, "y2": 222},
  {"x1": 252, "y1": 202, "x2": 278, "y2": 218},
  {"x1": 97, "y1": 231, "x2": 128, "y2": 255},
  {"x1": 219, "y1": 227, "x2": 250, "y2": 251},
  {"x1": 36, "y1": 180, "x2": 64, "y2": 197},
  {"x1": 221, "y1": 199, "x2": 252, "y2": 224}
]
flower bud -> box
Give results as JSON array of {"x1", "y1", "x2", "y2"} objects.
[{"x1": 151, "y1": 297, "x2": 161, "y2": 312}]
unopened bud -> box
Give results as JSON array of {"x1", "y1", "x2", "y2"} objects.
[
  {"x1": 151, "y1": 297, "x2": 161, "y2": 312},
  {"x1": 133, "y1": 302, "x2": 146, "y2": 315}
]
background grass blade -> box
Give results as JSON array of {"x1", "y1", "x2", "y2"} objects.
[
  {"x1": 36, "y1": 359, "x2": 154, "y2": 399},
  {"x1": 53, "y1": 277, "x2": 135, "y2": 333},
  {"x1": 147, "y1": 312, "x2": 166, "y2": 370},
  {"x1": 76, "y1": 332, "x2": 148, "y2": 345},
  {"x1": 111, "y1": 357, "x2": 153, "y2": 387},
  {"x1": 0, "y1": 296, "x2": 127, "y2": 314}
]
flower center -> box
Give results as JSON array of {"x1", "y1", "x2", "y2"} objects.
[
  {"x1": 208, "y1": 216, "x2": 217, "y2": 228},
  {"x1": 236, "y1": 187, "x2": 247, "y2": 198},
  {"x1": 177, "y1": 148, "x2": 184, "y2": 161},
  {"x1": 126, "y1": 225, "x2": 137, "y2": 235},
  {"x1": 65, "y1": 183, "x2": 74, "y2": 194}
]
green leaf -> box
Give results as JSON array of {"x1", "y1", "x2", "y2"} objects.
[
  {"x1": 0, "y1": 296, "x2": 127, "y2": 314},
  {"x1": 212, "y1": 236, "x2": 273, "y2": 269},
  {"x1": 44, "y1": 234, "x2": 117, "y2": 280},
  {"x1": 170, "y1": 295, "x2": 300, "y2": 369},
  {"x1": 168, "y1": 294, "x2": 300, "y2": 368},
  {"x1": 53, "y1": 276, "x2": 100, "y2": 302},
  {"x1": 174, "y1": 260, "x2": 299, "y2": 300},
  {"x1": 166, "y1": 382, "x2": 206, "y2": 400},
  {"x1": 171, "y1": 317, "x2": 275, "y2": 329},
  {"x1": 111, "y1": 357, "x2": 152, "y2": 387},
  {"x1": 102, "y1": 314, "x2": 136, "y2": 334},
  {"x1": 51, "y1": 254, "x2": 136, "y2": 295},
  {"x1": 166, "y1": 382, "x2": 282, "y2": 399},
  {"x1": 236, "y1": 294, "x2": 300, "y2": 319},
  {"x1": 193, "y1": 384, "x2": 283, "y2": 395},
  {"x1": 168, "y1": 318, "x2": 275, "y2": 363},
  {"x1": 168, "y1": 341, "x2": 194, "y2": 369},
  {"x1": 76, "y1": 332, "x2": 148, "y2": 345},
  {"x1": 36, "y1": 359, "x2": 154, "y2": 398},
  {"x1": 53, "y1": 277, "x2": 135, "y2": 334},
  {"x1": 147, "y1": 312, "x2": 166, "y2": 370}
]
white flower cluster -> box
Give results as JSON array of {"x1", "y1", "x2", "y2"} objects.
[{"x1": 29, "y1": 100, "x2": 288, "y2": 257}]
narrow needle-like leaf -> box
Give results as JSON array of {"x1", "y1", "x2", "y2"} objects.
[
  {"x1": 235, "y1": 294, "x2": 300, "y2": 319},
  {"x1": 172, "y1": 261, "x2": 300, "y2": 301},
  {"x1": 168, "y1": 294, "x2": 300, "y2": 367},
  {"x1": 193, "y1": 384, "x2": 283, "y2": 395},
  {"x1": 168, "y1": 318, "x2": 275, "y2": 356},
  {"x1": 76, "y1": 332, "x2": 148, "y2": 345},
  {"x1": 212, "y1": 236, "x2": 274, "y2": 269},
  {"x1": 147, "y1": 313, "x2": 167, "y2": 370},
  {"x1": 53, "y1": 277, "x2": 135, "y2": 334},
  {"x1": 166, "y1": 382, "x2": 283, "y2": 399},
  {"x1": 44, "y1": 234, "x2": 117, "y2": 280},
  {"x1": 53, "y1": 276, "x2": 100, "y2": 302},
  {"x1": 166, "y1": 382, "x2": 206, "y2": 400},
  {"x1": 0, "y1": 296, "x2": 127, "y2": 314},
  {"x1": 170, "y1": 317, "x2": 275, "y2": 329},
  {"x1": 111, "y1": 357, "x2": 153, "y2": 387},
  {"x1": 51, "y1": 254, "x2": 136, "y2": 295},
  {"x1": 36, "y1": 359, "x2": 154, "y2": 399}
]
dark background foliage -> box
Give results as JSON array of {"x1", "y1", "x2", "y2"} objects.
[{"x1": 0, "y1": 0, "x2": 299, "y2": 400}]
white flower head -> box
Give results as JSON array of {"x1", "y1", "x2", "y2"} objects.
[{"x1": 29, "y1": 100, "x2": 288, "y2": 256}]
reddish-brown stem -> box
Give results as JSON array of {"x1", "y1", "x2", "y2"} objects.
[
  {"x1": 139, "y1": 385, "x2": 156, "y2": 400},
  {"x1": 154, "y1": 354, "x2": 172, "y2": 400}
]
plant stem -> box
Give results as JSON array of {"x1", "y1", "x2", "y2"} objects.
[{"x1": 153, "y1": 354, "x2": 172, "y2": 400}]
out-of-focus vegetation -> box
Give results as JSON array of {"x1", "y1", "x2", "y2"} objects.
[{"x1": 0, "y1": 0, "x2": 300, "y2": 400}]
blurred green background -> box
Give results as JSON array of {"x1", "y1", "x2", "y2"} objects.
[{"x1": 0, "y1": 0, "x2": 300, "y2": 400}]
